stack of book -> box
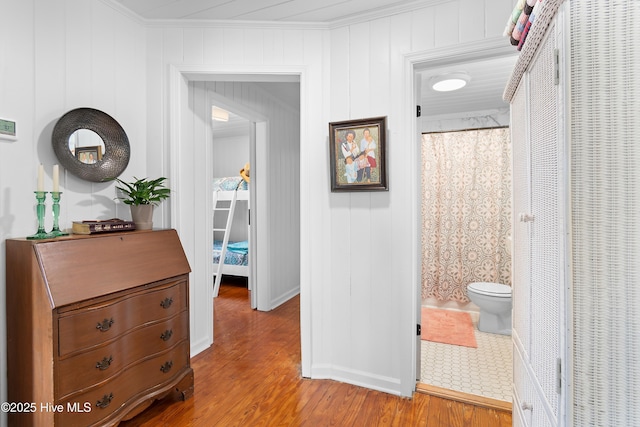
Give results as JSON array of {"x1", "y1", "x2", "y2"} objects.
[{"x1": 72, "y1": 219, "x2": 136, "y2": 235}]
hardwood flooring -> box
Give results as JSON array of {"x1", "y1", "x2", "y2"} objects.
[{"x1": 121, "y1": 280, "x2": 512, "y2": 426}]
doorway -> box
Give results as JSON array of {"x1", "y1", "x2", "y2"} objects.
[
  {"x1": 169, "y1": 67, "x2": 303, "y2": 366},
  {"x1": 410, "y1": 47, "x2": 517, "y2": 405}
]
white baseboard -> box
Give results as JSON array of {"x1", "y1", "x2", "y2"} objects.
[
  {"x1": 309, "y1": 363, "x2": 404, "y2": 397},
  {"x1": 270, "y1": 285, "x2": 300, "y2": 310},
  {"x1": 190, "y1": 336, "x2": 211, "y2": 357}
]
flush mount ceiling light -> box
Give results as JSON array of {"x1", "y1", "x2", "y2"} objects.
[
  {"x1": 211, "y1": 106, "x2": 229, "y2": 122},
  {"x1": 430, "y1": 72, "x2": 470, "y2": 92}
]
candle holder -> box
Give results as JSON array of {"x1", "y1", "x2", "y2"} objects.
[
  {"x1": 27, "y1": 191, "x2": 49, "y2": 240},
  {"x1": 47, "y1": 191, "x2": 68, "y2": 237}
]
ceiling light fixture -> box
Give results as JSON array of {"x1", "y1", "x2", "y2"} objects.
[
  {"x1": 430, "y1": 72, "x2": 470, "y2": 92},
  {"x1": 211, "y1": 106, "x2": 229, "y2": 122}
]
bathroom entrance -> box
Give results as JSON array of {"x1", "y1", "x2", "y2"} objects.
[
  {"x1": 418, "y1": 127, "x2": 512, "y2": 404},
  {"x1": 414, "y1": 52, "x2": 517, "y2": 406}
]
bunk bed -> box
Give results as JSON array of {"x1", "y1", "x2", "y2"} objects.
[{"x1": 212, "y1": 176, "x2": 249, "y2": 297}]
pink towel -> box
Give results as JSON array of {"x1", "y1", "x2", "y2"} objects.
[{"x1": 512, "y1": 9, "x2": 530, "y2": 41}]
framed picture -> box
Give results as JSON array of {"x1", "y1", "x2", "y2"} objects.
[
  {"x1": 75, "y1": 146, "x2": 102, "y2": 165},
  {"x1": 329, "y1": 116, "x2": 388, "y2": 192}
]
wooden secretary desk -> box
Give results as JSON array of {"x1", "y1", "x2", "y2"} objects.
[{"x1": 5, "y1": 229, "x2": 193, "y2": 426}]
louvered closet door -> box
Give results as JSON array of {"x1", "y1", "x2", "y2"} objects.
[{"x1": 528, "y1": 17, "x2": 562, "y2": 427}]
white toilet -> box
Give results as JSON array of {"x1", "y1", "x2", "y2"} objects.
[{"x1": 466, "y1": 282, "x2": 512, "y2": 335}]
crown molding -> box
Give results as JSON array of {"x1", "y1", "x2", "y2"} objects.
[
  {"x1": 328, "y1": 0, "x2": 450, "y2": 29},
  {"x1": 144, "y1": 18, "x2": 328, "y2": 31},
  {"x1": 100, "y1": 0, "x2": 146, "y2": 25},
  {"x1": 101, "y1": 0, "x2": 450, "y2": 31}
]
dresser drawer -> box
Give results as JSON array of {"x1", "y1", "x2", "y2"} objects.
[
  {"x1": 56, "y1": 340, "x2": 190, "y2": 427},
  {"x1": 58, "y1": 280, "x2": 186, "y2": 356},
  {"x1": 57, "y1": 311, "x2": 188, "y2": 399}
]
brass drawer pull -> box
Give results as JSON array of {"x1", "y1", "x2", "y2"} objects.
[
  {"x1": 96, "y1": 392, "x2": 114, "y2": 409},
  {"x1": 160, "y1": 361, "x2": 173, "y2": 373},
  {"x1": 96, "y1": 318, "x2": 114, "y2": 332},
  {"x1": 96, "y1": 355, "x2": 113, "y2": 371},
  {"x1": 160, "y1": 329, "x2": 173, "y2": 341},
  {"x1": 160, "y1": 297, "x2": 173, "y2": 309}
]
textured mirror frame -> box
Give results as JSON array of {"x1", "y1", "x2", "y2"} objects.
[{"x1": 52, "y1": 107, "x2": 130, "y2": 182}]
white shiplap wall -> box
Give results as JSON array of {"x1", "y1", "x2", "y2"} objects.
[{"x1": 0, "y1": 1, "x2": 147, "y2": 424}]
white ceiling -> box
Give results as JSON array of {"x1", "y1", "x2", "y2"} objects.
[
  {"x1": 419, "y1": 55, "x2": 517, "y2": 118},
  {"x1": 211, "y1": 109, "x2": 250, "y2": 137},
  {"x1": 118, "y1": 0, "x2": 517, "y2": 120},
  {"x1": 211, "y1": 82, "x2": 299, "y2": 137},
  {"x1": 113, "y1": 0, "x2": 426, "y2": 22}
]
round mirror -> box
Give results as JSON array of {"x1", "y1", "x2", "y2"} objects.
[{"x1": 52, "y1": 107, "x2": 130, "y2": 182}]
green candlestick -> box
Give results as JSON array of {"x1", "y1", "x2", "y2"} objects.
[
  {"x1": 27, "y1": 191, "x2": 49, "y2": 240},
  {"x1": 47, "y1": 191, "x2": 68, "y2": 237}
]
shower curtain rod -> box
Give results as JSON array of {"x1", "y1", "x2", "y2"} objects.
[{"x1": 422, "y1": 125, "x2": 508, "y2": 135}]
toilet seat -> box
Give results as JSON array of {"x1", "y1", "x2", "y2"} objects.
[{"x1": 467, "y1": 282, "x2": 511, "y2": 298}]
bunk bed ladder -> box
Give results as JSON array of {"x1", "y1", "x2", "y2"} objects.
[{"x1": 212, "y1": 190, "x2": 238, "y2": 297}]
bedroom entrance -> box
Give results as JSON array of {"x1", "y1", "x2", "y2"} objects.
[
  {"x1": 169, "y1": 67, "x2": 303, "y2": 358},
  {"x1": 204, "y1": 81, "x2": 301, "y2": 314}
]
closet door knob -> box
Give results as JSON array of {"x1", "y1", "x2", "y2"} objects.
[{"x1": 521, "y1": 402, "x2": 533, "y2": 411}]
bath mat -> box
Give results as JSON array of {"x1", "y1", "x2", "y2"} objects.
[{"x1": 421, "y1": 308, "x2": 478, "y2": 348}]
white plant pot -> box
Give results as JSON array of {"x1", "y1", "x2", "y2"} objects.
[{"x1": 130, "y1": 204, "x2": 154, "y2": 230}]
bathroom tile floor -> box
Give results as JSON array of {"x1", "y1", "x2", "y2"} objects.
[{"x1": 419, "y1": 312, "x2": 512, "y2": 402}]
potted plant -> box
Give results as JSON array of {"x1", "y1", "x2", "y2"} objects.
[{"x1": 115, "y1": 176, "x2": 170, "y2": 230}]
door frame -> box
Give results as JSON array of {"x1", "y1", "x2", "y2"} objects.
[
  {"x1": 168, "y1": 65, "x2": 309, "y2": 377},
  {"x1": 405, "y1": 37, "x2": 517, "y2": 388}
]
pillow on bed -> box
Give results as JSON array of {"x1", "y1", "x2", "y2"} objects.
[{"x1": 227, "y1": 241, "x2": 249, "y2": 254}]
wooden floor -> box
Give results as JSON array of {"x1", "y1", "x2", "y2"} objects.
[{"x1": 122, "y1": 280, "x2": 512, "y2": 426}]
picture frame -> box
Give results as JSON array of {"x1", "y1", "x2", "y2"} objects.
[
  {"x1": 329, "y1": 116, "x2": 388, "y2": 192},
  {"x1": 75, "y1": 145, "x2": 103, "y2": 165}
]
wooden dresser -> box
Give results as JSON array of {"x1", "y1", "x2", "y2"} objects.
[{"x1": 5, "y1": 229, "x2": 193, "y2": 426}]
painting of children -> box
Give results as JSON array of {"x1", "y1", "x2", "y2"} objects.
[{"x1": 329, "y1": 116, "x2": 387, "y2": 192}]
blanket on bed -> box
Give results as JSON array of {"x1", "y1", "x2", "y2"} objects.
[
  {"x1": 213, "y1": 177, "x2": 248, "y2": 191},
  {"x1": 213, "y1": 240, "x2": 249, "y2": 266}
]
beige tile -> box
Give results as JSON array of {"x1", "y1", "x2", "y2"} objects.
[{"x1": 420, "y1": 315, "x2": 512, "y2": 402}]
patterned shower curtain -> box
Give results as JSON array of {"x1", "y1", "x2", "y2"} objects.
[{"x1": 421, "y1": 127, "x2": 512, "y2": 302}]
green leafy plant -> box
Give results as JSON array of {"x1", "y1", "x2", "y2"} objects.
[{"x1": 115, "y1": 177, "x2": 170, "y2": 206}]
